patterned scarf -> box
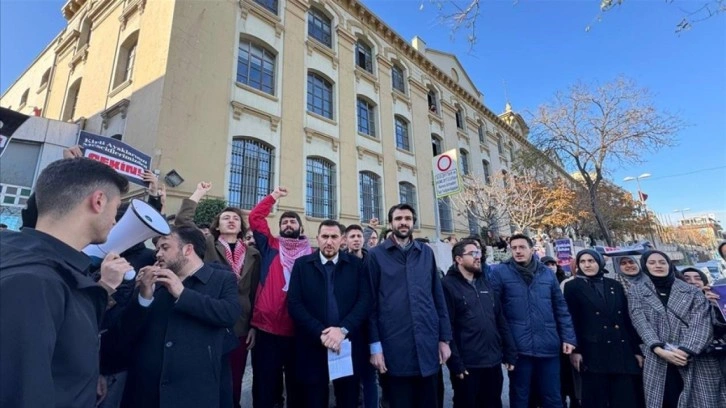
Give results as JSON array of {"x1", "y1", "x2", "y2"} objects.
[
  {"x1": 278, "y1": 236, "x2": 312, "y2": 291},
  {"x1": 218, "y1": 238, "x2": 246, "y2": 279}
]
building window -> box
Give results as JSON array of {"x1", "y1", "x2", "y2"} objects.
[
  {"x1": 308, "y1": 8, "x2": 332, "y2": 47},
  {"x1": 510, "y1": 145, "x2": 516, "y2": 163},
  {"x1": 399, "y1": 182, "x2": 418, "y2": 226},
  {"x1": 438, "y1": 197, "x2": 453, "y2": 232},
  {"x1": 427, "y1": 90, "x2": 438, "y2": 114},
  {"x1": 357, "y1": 97, "x2": 376, "y2": 137},
  {"x1": 79, "y1": 17, "x2": 92, "y2": 48},
  {"x1": 228, "y1": 137, "x2": 275, "y2": 210},
  {"x1": 113, "y1": 32, "x2": 138, "y2": 88},
  {"x1": 355, "y1": 41, "x2": 373, "y2": 73},
  {"x1": 432, "y1": 134, "x2": 442, "y2": 156},
  {"x1": 237, "y1": 39, "x2": 276, "y2": 95},
  {"x1": 307, "y1": 72, "x2": 333, "y2": 119},
  {"x1": 40, "y1": 68, "x2": 51, "y2": 88},
  {"x1": 482, "y1": 160, "x2": 491, "y2": 184},
  {"x1": 395, "y1": 116, "x2": 410, "y2": 151},
  {"x1": 478, "y1": 124, "x2": 485, "y2": 143},
  {"x1": 359, "y1": 171, "x2": 381, "y2": 222},
  {"x1": 254, "y1": 0, "x2": 278, "y2": 14},
  {"x1": 62, "y1": 78, "x2": 82, "y2": 122},
  {"x1": 19, "y1": 89, "x2": 29, "y2": 107},
  {"x1": 468, "y1": 207, "x2": 479, "y2": 236},
  {"x1": 391, "y1": 64, "x2": 405, "y2": 93},
  {"x1": 455, "y1": 108, "x2": 464, "y2": 129},
  {"x1": 497, "y1": 134, "x2": 504, "y2": 156},
  {"x1": 459, "y1": 149, "x2": 469, "y2": 175},
  {"x1": 306, "y1": 157, "x2": 337, "y2": 219}
]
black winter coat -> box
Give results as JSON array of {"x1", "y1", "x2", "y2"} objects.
[
  {"x1": 287, "y1": 251, "x2": 372, "y2": 383},
  {"x1": 119, "y1": 264, "x2": 240, "y2": 408},
  {"x1": 563, "y1": 277, "x2": 642, "y2": 374},
  {"x1": 0, "y1": 229, "x2": 108, "y2": 408},
  {"x1": 442, "y1": 267, "x2": 517, "y2": 375}
]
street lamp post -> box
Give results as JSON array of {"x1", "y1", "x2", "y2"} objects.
[{"x1": 624, "y1": 173, "x2": 654, "y2": 245}]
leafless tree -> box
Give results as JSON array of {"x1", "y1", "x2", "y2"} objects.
[{"x1": 529, "y1": 76, "x2": 683, "y2": 246}]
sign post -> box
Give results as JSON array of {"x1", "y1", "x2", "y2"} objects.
[{"x1": 432, "y1": 149, "x2": 462, "y2": 241}]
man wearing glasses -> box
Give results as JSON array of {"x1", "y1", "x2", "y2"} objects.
[{"x1": 442, "y1": 240, "x2": 517, "y2": 407}]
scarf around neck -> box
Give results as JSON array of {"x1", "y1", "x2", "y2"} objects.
[
  {"x1": 278, "y1": 236, "x2": 312, "y2": 291},
  {"x1": 218, "y1": 238, "x2": 246, "y2": 279},
  {"x1": 508, "y1": 257, "x2": 538, "y2": 285}
]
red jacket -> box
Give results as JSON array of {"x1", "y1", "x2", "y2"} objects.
[{"x1": 249, "y1": 195, "x2": 294, "y2": 336}]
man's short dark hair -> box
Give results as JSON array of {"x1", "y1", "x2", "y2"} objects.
[
  {"x1": 464, "y1": 235, "x2": 482, "y2": 247},
  {"x1": 345, "y1": 224, "x2": 363, "y2": 234},
  {"x1": 452, "y1": 239, "x2": 479, "y2": 264},
  {"x1": 210, "y1": 207, "x2": 246, "y2": 240},
  {"x1": 279, "y1": 211, "x2": 302, "y2": 227},
  {"x1": 34, "y1": 158, "x2": 129, "y2": 217},
  {"x1": 318, "y1": 219, "x2": 343, "y2": 234},
  {"x1": 170, "y1": 226, "x2": 207, "y2": 259},
  {"x1": 387, "y1": 203, "x2": 417, "y2": 224},
  {"x1": 0, "y1": 223, "x2": 7, "y2": 229},
  {"x1": 509, "y1": 233, "x2": 534, "y2": 248}
]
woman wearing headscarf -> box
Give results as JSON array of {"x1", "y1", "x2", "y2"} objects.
[
  {"x1": 563, "y1": 249, "x2": 643, "y2": 408},
  {"x1": 628, "y1": 250, "x2": 726, "y2": 408},
  {"x1": 612, "y1": 256, "x2": 647, "y2": 295}
]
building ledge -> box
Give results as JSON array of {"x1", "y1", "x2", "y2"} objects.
[
  {"x1": 235, "y1": 82, "x2": 279, "y2": 102},
  {"x1": 240, "y1": 0, "x2": 284, "y2": 38},
  {"x1": 304, "y1": 127, "x2": 338, "y2": 151},
  {"x1": 305, "y1": 39, "x2": 338, "y2": 69},
  {"x1": 354, "y1": 67, "x2": 379, "y2": 93},
  {"x1": 108, "y1": 79, "x2": 132, "y2": 98},
  {"x1": 306, "y1": 111, "x2": 337, "y2": 126}
]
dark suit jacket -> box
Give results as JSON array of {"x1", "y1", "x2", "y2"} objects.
[
  {"x1": 287, "y1": 251, "x2": 372, "y2": 383},
  {"x1": 563, "y1": 277, "x2": 642, "y2": 375}
]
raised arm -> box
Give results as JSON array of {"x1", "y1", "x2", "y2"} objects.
[
  {"x1": 175, "y1": 182, "x2": 212, "y2": 227},
  {"x1": 249, "y1": 186, "x2": 287, "y2": 248}
]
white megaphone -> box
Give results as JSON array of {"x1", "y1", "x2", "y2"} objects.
[{"x1": 83, "y1": 199, "x2": 171, "y2": 280}]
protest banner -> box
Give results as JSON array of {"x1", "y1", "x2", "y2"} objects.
[
  {"x1": 78, "y1": 131, "x2": 151, "y2": 186},
  {"x1": 711, "y1": 284, "x2": 726, "y2": 321},
  {"x1": 555, "y1": 238, "x2": 573, "y2": 273},
  {"x1": 0, "y1": 107, "x2": 30, "y2": 158}
]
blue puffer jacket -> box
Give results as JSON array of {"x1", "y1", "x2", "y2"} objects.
[{"x1": 489, "y1": 258, "x2": 577, "y2": 358}]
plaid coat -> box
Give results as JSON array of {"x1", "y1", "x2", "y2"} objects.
[{"x1": 629, "y1": 279, "x2": 726, "y2": 408}]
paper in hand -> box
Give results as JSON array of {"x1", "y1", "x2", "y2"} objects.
[{"x1": 327, "y1": 339, "x2": 354, "y2": 380}]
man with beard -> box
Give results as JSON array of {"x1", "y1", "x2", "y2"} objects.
[
  {"x1": 119, "y1": 226, "x2": 240, "y2": 408},
  {"x1": 489, "y1": 234, "x2": 576, "y2": 408},
  {"x1": 1, "y1": 158, "x2": 130, "y2": 408},
  {"x1": 367, "y1": 203, "x2": 452, "y2": 408},
  {"x1": 287, "y1": 220, "x2": 372, "y2": 407},
  {"x1": 249, "y1": 186, "x2": 312, "y2": 407},
  {"x1": 443, "y1": 240, "x2": 516, "y2": 408}
]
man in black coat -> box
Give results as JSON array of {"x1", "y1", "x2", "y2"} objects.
[
  {"x1": 287, "y1": 220, "x2": 373, "y2": 408},
  {"x1": 443, "y1": 240, "x2": 517, "y2": 408},
  {"x1": 0, "y1": 158, "x2": 130, "y2": 408},
  {"x1": 118, "y1": 226, "x2": 241, "y2": 408}
]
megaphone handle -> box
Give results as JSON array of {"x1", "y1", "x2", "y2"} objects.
[{"x1": 124, "y1": 269, "x2": 137, "y2": 281}]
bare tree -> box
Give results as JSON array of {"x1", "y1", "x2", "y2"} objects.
[
  {"x1": 422, "y1": 0, "x2": 724, "y2": 46},
  {"x1": 452, "y1": 169, "x2": 550, "y2": 235},
  {"x1": 530, "y1": 77, "x2": 683, "y2": 246}
]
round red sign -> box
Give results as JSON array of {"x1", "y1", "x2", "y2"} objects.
[{"x1": 437, "y1": 155, "x2": 452, "y2": 172}]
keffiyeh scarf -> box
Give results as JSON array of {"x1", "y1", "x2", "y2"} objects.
[{"x1": 278, "y1": 236, "x2": 312, "y2": 291}]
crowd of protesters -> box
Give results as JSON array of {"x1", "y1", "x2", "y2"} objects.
[{"x1": 1, "y1": 154, "x2": 725, "y2": 408}]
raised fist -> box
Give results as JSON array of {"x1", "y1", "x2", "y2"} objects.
[{"x1": 272, "y1": 186, "x2": 288, "y2": 200}]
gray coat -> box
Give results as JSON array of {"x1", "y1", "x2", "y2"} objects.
[{"x1": 628, "y1": 279, "x2": 726, "y2": 408}]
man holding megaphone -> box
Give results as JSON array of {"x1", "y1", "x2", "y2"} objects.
[{"x1": 0, "y1": 157, "x2": 131, "y2": 408}]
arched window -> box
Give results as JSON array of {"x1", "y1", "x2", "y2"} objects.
[
  {"x1": 355, "y1": 40, "x2": 373, "y2": 73},
  {"x1": 40, "y1": 68, "x2": 51, "y2": 88},
  {"x1": 306, "y1": 157, "x2": 337, "y2": 219},
  {"x1": 438, "y1": 197, "x2": 453, "y2": 232},
  {"x1": 359, "y1": 171, "x2": 381, "y2": 222},
  {"x1": 307, "y1": 72, "x2": 333, "y2": 119},
  {"x1": 398, "y1": 182, "x2": 418, "y2": 227},
  {"x1": 254, "y1": 0, "x2": 278, "y2": 14},
  {"x1": 357, "y1": 97, "x2": 376, "y2": 137},
  {"x1": 237, "y1": 38, "x2": 276, "y2": 95},
  {"x1": 228, "y1": 137, "x2": 275, "y2": 209},
  {"x1": 497, "y1": 133, "x2": 504, "y2": 156},
  {"x1": 455, "y1": 107, "x2": 464, "y2": 129},
  {"x1": 79, "y1": 17, "x2": 92, "y2": 48},
  {"x1": 459, "y1": 149, "x2": 469, "y2": 175},
  {"x1": 510, "y1": 144, "x2": 516, "y2": 163},
  {"x1": 478, "y1": 123, "x2": 486, "y2": 143},
  {"x1": 308, "y1": 7, "x2": 332, "y2": 48},
  {"x1": 391, "y1": 63, "x2": 405, "y2": 93},
  {"x1": 427, "y1": 88, "x2": 438, "y2": 114},
  {"x1": 114, "y1": 31, "x2": 138, "y2": 88},
  {"x1": 395, "y1": 115, "x2": 410, "y2": 151},
  {"x1": 62, "y1": 78, "x2": 82, "y2": 122},
  {"x1": 431, "y1": 134, "x2": 442, "y2": 156},
  {"x1": 19, "y1": 89, "x2": 29, "y2": 107}
]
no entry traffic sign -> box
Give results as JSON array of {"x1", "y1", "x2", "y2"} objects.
[{"x1": 432, "y1": 149, "x2": 461, "y2": 198}]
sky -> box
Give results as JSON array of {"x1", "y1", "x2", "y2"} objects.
[{"x1": 1, "y1": 0, "x2": 725, "y2": 225}]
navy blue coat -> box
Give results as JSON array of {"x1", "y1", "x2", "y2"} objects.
[
  {"x1": 366, "y1": 239, "x2": 452, "y2": 377},
  {"x1": 489, "y1": 258, "x2": 577, "y2": 358}
]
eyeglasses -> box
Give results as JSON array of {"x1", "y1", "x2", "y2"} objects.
[{"x1": 463, "y1": 251, "x2": 482, "y2": 258}]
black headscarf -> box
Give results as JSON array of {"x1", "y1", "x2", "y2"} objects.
[
  {"x1": 679, "y1": 266, "x2": 709, "y2": 287},
  {"x1": 641, "y1": 250, "x2": 677, "y2": 306},
  {"x1": 575, "y1": 249, "x2": 605, "y2": 279}
]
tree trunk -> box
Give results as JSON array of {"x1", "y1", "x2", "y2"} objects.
[{"x1": 588, "y1": 186, "x2": 614, "y2": 246}]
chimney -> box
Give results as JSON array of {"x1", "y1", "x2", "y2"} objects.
[{"x1": 411, "y1": 36, "x2": 426, "y2": 53}]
